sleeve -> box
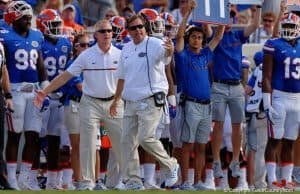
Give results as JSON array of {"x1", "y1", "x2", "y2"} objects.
[
  {"x1": 202, "y1": 47, "x2": 214, "y2": 63},
  {"x1": 263, "y1": 39, "x2": 275, "y2": 55},
  {"x1": 66, "y1": 52, "x2": 84, "y2": 77},
  {"x1": 238, "y1": 30, "x2": 249, "y2": 44}
]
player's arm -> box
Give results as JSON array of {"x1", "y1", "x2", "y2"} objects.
[
  {"x1": 262, "y1": 53, "x2": 273, "y2": 93},
  {"x1": 207, "y1": 25, "x2": 225, "y2": 51},
  {"x1": 2, "y1": 64, "x2": 13, "y2": 111},
  {"x1": 243, "y1": 5, "x2": 261, "y2": 37},
  {"x1": 176, "y1": 0, "x2": 196, "y2": 53},
  {"x1": 272, "y1": 0, "x2": 287, "y2": 38},
  {"x1": 36, "y1": 51, "x2": 49, "y2": 88}
]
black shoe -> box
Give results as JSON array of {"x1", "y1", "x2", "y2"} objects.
[{"x1": 0, "y1": 173, "x2": 14, "y2": 190}]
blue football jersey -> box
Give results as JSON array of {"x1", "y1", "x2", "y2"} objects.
[
  {"x1": 42, "y1": 37, "x2": 72, "y2": 81},
  {"x1": 0, "y1": 27, "x2": 43, "y2": 83},
  {"x1": 263, "y1": 38, "x2": 300, "y2": 93}
]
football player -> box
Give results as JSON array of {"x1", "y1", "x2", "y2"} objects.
[
  {"x1": 0, "y1": 1, "x2": 48, "y2": 190},
  {"x1": 263, "y1": 12, "x2": 300, "y2": 190},
  {"x1": 36, "y1": 8, "x2": 72, "y2": 190}
]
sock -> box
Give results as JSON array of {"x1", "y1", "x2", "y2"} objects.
[
  {"x1": 276, "y1": 165, "x2": 281, "y2": 181},
  {"x1": 144, "y1": 163, "x2": 156, "y2": 185},
  {"x1": 47, "y1": 171, "x2": 58, "y2": 185},
  {"x1": 19, "y1": 162, "x2": 32, "y2": 177},
  {"x1": 205, "y1": 168, "x2": 214, "y2": 183},
  {"x1": 281, "y1": 164, "x2": 293, "y2": 182},
  {"x1": 222, "y1": 169, "x2": 229, "y2": 186},
  {"x1": 7, "y1": 163, "x2": 17, "y2": 180},
  {"x1": 30, "y1": 169, "x2": 38, "y2": 182},
  {"x1": 57, "y1": 170, "x2": 63, "y2": 186},
  {"x1": 62, "y1": 169, "x2": 73, "y2": 185},
  {"x1": 187, "y1": 168, "x2": 194, "y2": 185},
  {"x1": 293, "y1": 166, "x2": 300, "y2": 177},
  {"x1": 155, "y1": 170, "x2": 161, "y2": 185},
  {"x1": 238, "y1": 167, "x2": 247, "y2": 185},
  {"x1": 99, "y1": 172, "x2": 106, "y2": 183},
  {"x1": 140, "y1": 164, "x2": 144, "y2": 182},
  {"x1": 266, "y1": 162, "x2": 277, "y2": 184}
]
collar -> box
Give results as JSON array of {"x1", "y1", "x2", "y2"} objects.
[{"x1": 94, "y1": 43, "x2": 113, "y2": 55}]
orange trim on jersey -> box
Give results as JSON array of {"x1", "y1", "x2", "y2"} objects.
[{"x1": 281, "y1": 162, "x2": 294, "y2": 166}]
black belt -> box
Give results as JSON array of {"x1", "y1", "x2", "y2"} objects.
[
  {"x1": 69, "y1": 95, "x2": 81, "y2": 103},
  {"x1": 186, "y1": 96, "x2": 210, "y2": 105},
  {"x1": 214, "y1": 79, "x2": 241, "y2": 86},
  {"x1": 95, "y1": 95, "x2": 114, "y2": 101}
]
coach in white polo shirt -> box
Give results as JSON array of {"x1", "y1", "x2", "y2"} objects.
[
  {"x1": 34, "y1": 20, "x2": 124, "y2": 190},
  {"x1": 110, "y1": 14, "x2": 179, "y2": 189}
]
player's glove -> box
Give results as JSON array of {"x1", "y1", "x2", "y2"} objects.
[
  {"x1": 263, "y1": 93, "x2": 276, "y2": 125},
  {"x1": 40, "y1": 96, "x2": 50, "y2": 113},
  {"x1": 168, "y1": 95, "x2": 176, "y2": 119}
]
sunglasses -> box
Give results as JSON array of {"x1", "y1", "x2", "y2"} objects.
[
  {"x1": 97, "y1": 29, "x2": 113, "y2": 33},
  {"x1": 128, "y1": 24, "x2": 144, "y2": 31},
  {"x1": 77, "y1": 42, "x2": 90, "y2": 48},
  {"x1": 263, "y1": 19, "x2": 274, "y2": 23}
]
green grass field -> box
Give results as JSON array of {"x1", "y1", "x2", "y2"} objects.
[{"x1": 1, "y1": 190, "x2": 300, "y2": 194}]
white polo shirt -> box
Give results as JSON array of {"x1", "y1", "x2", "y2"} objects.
[
  {"x1": 67, "y1": 44, "x2": 121, "y2": 98},
  {"x1": 117, "y1": 36, "x2": 170, "y2": 101}
]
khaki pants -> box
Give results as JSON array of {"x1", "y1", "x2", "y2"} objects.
[
  {"x1": 121, "y1": 97, "x2": 177, "y2": 183},
  {"x1": 79, "y1": 95, "x2": 123, "y2": 186}
]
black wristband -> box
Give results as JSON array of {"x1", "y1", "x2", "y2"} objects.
[
  {"x1": 256, "y1": 5, "x2": 262, "y2": 8},
  {"x1": 4, "y1": 92, "x2": 12, "y2": 99}
]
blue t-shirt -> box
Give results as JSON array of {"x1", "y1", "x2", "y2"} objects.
[
  {"x1": 213, "y1": 30, "x2": 248, "y2": 81},
  {"x1": 175, "y1": 47, "x2": 214, "y2": 100},
  {"x1": 0, "y1": 26, "x2": 43, "y2": 83},
  {"x1": 61, "y1": 58, "x2": 83, "y2": 106},
  {"x1": 263, "y1": 38, "x2": 300, "y2": 93}
]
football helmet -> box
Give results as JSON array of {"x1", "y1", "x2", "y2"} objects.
[
  {"x1": 160, "y1": 12, "x2": 178, "y2": 38},
  {"x1": 109, "y1": 16, "x2": 127, "y2": 42},
  {"x1": 36, "y1": 9, "x2": 63, "y2": 38},
  {"x1": 4, "y1": 1, "x2": 33, "y2": 25},
  {"x1": 279, "y1": 12, "x2": 300, "y2": 40},
  {"x1": 139, "y1": 8, "x2": 164, "y2": 37}
]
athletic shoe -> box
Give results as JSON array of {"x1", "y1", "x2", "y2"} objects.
[
  {"x1": 46, "y1": 182, "x2": 64, "y2": 190},
  {"x1": 18, "y1": 173, "x2": 33, "y2": 190},
  {"x1": 268, "y1": 181, "x2": 282, "y2": 191},
  {"x1": 144, "y1": 182, "x2": 162, "y2": 190},
  {"x1": 165, "y1": 163, "x2": 179, "y2": 187},
  {"x1": 281, "y1": 179, "x2": 295, "y2": 190},
  {"x1": 93, "y1": 181, "x2": 108, "y2": 190},
  {"x1": 229, "y1": 160, "x2": 241, "y2": 178},
  {"x1": 233, "y1": 181, "x2": 249, "y2": 191},
  {"x1": 194, "y1": 179, "x2": 216, "y2": 190},
  {"x1": 179, "y1": 181, "x2": 195, "y2": 190},
  {"x1": 216, "y1": 177, "x2": 230, "y2": 190},
  {"x1": 125, "y1": 181, "x2": 145, "y2": 190},
  {"x1": 212, "y1": 161, "x2": 224, "y2": 178}
]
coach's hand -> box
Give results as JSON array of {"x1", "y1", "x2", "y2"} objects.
[
  {"x1": 34, "y1": 90, "x2": 47, "y2": 108},
  {"x1": 110, "y1": 100, "x2": 118, "y2": 118}
]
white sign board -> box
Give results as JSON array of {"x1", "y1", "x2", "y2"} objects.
[
  {"x1": 229, "y1": 0, "x2": 263, "y2": 5},
  {"x1": 192, "y1": 0, "x2": 230, "y2": 25}
]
